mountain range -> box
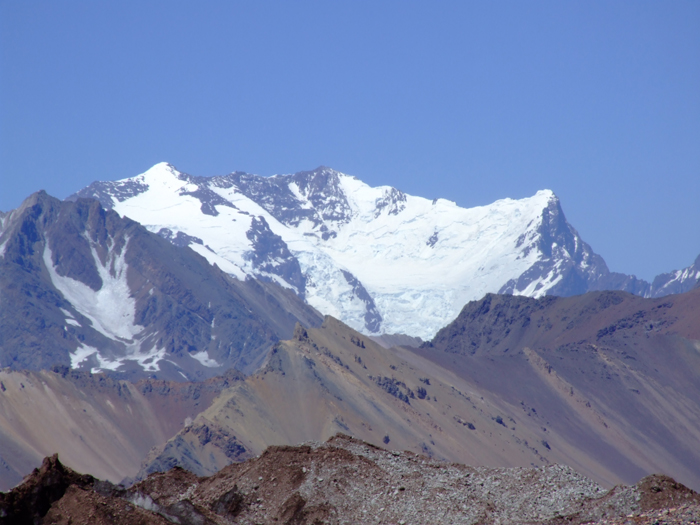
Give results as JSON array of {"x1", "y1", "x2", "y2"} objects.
[
  {"x1": 68, "y1": 163, "x2": 700, "y2": 339},
  {"x1": 1, "y1": 163, "x2": 699, "y2": 514},
  {"x1": 2, "y1": 284, "x2": 699, "y2": 494},
  {"x1": 0, "y1": 191, "x2": 321, "y2": 380}
]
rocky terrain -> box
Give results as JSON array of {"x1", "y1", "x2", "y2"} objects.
[
  {"x1": 2, "y1": 436, "x2": 700, "y2": 525},
  {"x1": 0, "y1": 191, "x2": 321, "y2": 380},
  {"x1": 135, "y1": 286, "x2": 700, "y2": 492}
]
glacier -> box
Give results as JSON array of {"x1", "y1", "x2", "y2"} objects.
[{"x1": 71, "y1": 163, "x2": 609, "y2": 340}]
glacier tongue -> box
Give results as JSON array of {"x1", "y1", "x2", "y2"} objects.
[{"x1": 72, "y1": 163, "x2": 602, "y2": 340}]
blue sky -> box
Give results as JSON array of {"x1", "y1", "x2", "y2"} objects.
[{"x1": 1, "y1": 1, "x2": 698, "y2": 281}]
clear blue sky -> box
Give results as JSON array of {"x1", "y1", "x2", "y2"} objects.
[{"x1": 1, "y1": 1, "x2": 698, "y2": 281}]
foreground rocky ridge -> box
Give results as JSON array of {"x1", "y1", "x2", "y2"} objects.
[{"x1": 3, "y1": 437, "x2": 700, "y2": 525}]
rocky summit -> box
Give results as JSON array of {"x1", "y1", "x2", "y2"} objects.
[{"x1": 2, "y1": 436, "x2": 700, "y2": 525}]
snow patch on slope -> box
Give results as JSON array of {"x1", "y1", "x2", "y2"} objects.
[
  {"x1": 43, "y1": 237, "x2": 174, "y2": 373},
  {"x1": 190, "y1": 350, "x2": 220, "y2": 368},
  {"x1": 44, "y1": 241, "x2": 143, "y2": 341},
  {"x1": 70, "y1": 345, "x2": 99, "y2": 369},
  {"x1": 69, "y1": 342, "x2": 168, "y2": 374}
]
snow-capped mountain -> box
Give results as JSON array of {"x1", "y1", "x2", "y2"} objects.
[
  {"x1": 70, "y1": 162, "x2": 669, "y2": 340},
  {"x1": 0, "y1": 191, "x2": 321, "y2": 379},
  {"x1": 648, "y1": 254, "x2": 700, "y2": 296}
]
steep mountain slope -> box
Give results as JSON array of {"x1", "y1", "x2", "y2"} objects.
[
  {"x1": 70, "y1": 162, "x2": 668, "y2": 340},
  {"x1": 137, "y1": 317, "x2": 568, "y2": 481},
  {"x1": 5, "y1": 439, "x2": 700, "y2": 525},
  {"x1": 136, "y1": 291, "x2": 700, "y2": 491},
  {"x1": 0, "y1": 368, "x2": 243, "y2": 491},
  {"x1": 0, "y1": 192, "x2": 322, "y2": 379},
  {"x1": 414, "y1": 287, "x2": 700, "y2": 491}
]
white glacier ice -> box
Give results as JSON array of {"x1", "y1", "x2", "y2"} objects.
[{"x1": 88, "y1": 163, "x2": 577, "y2": 339}]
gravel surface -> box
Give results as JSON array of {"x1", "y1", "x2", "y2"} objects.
[{"x1": 3, "y1": 435, "x2": 699, "y2": 524}]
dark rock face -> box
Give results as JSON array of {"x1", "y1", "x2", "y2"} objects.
[
  {"x1": 245, "y1": 216, "x2": 306, "y2": 297},
  {"x1": 180, "y1": 184, "x2": 238, "y2": 217},
  {"x1": 66, "y1": 177, "x2": 149, "y2": 209},
  {"x1": 213, "y1": 166, "x2": 354, "y2": 235},
  {"x1": 340, "y1": 270, "x2": 382, "y2": 333},
  {"x1": 157, "y1": 228, "x2": 204, "y2": 248},
  {"x1": 288, "y1": 167, "x2": 354, "y2": 226},
  {"x1": 0, "y1": 454, "x2": 97, "y2": 525},
  {"x1": 371, "y1": 375, "x2": 414, "y2": 404},
  {"x1": 0, "y1": 192, "x2": 322, "y2": 380},
  {"x1": 374, "y1": 187, "x2": 407, "y2": 217}
]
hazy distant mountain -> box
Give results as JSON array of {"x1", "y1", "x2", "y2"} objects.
[
  {"x1": 136, "y1": 286, "x2": 700, "y2": 491},
  {"x1": 0, "y1": 192, "x2": 321, "y2": 380},
  {"x1": 646, "y1": 253, "x2": 700, "y2": 296},
  {"x1": 69, "y1": 162, "x2": 695, "y2": 340}
]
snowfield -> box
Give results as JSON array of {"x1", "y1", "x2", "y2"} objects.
[{"x1": 73, "y1": 163, "x2": 600, "y2": 339}]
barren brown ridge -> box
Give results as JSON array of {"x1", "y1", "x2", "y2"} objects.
[{"x1": 2, "y1": 436, "x2": 700, "y2": 525}]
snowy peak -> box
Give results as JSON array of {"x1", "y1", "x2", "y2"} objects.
[{"x1": 70, "y1": 163, "x2": 695, "y2": 340}]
